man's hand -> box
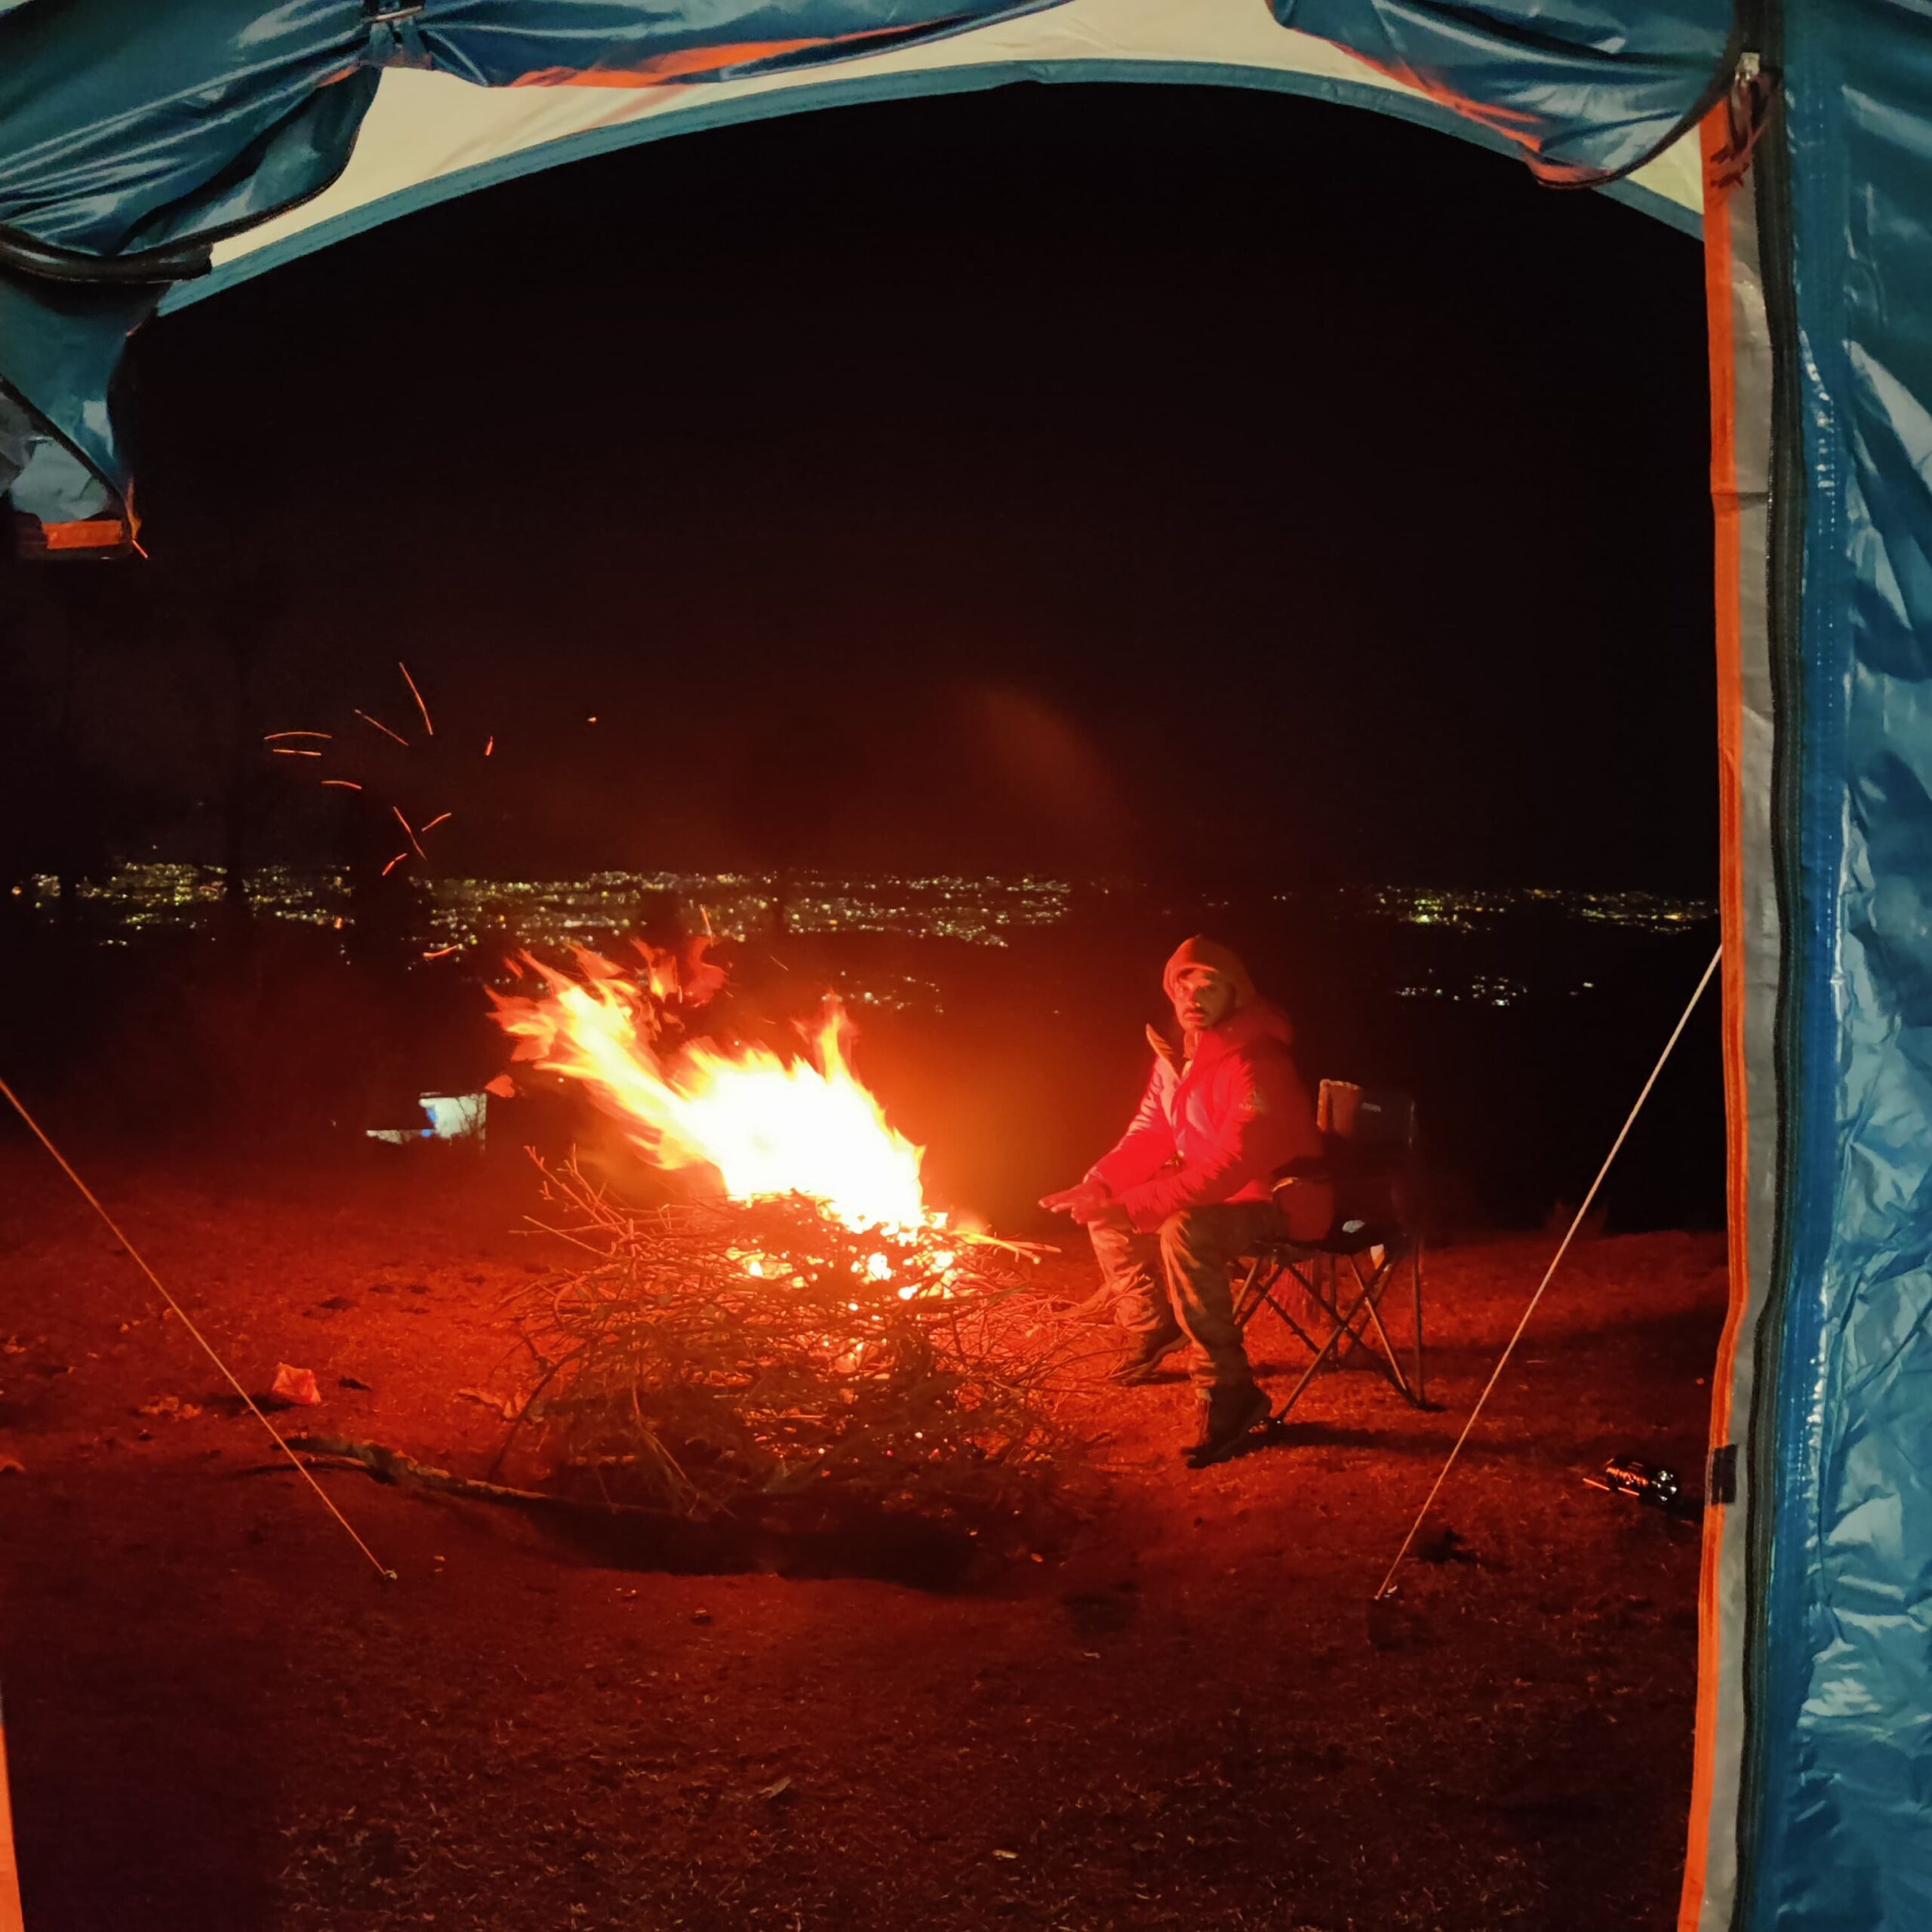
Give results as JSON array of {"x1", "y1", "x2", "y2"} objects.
[{"x1": 1039, "y1": 1180, "x2": 1115, "y2": 1226}]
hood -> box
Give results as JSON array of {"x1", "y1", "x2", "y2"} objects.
[{"x1": 1161, "y1": 934, "x2": 1257, "y2": 1009}]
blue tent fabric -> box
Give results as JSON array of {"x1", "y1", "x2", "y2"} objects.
[
  {"x1": 1272, "y1": 0, "x2": 1736, "y2": 181},
  {"x1": 1747, "y1": 1, "x2": 1932, "y2": 1924},
  {"x1": 0, "y1": 269, "x2": 155, "y2": 496},
  {"x1": 0, "y1": 0, "x2": 1052, "y2": 260},
  {"x1": 0, "y1": 2, "x2": 382, "y2": 259}
]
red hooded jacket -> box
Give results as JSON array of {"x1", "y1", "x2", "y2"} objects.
[{"x1": 1086, "y1": 998, "x2": 1321, "y2": 1233}]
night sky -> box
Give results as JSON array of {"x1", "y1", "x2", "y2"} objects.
[{"x1": 21, "y1": 81, "x2": 1715, "y2": 892}]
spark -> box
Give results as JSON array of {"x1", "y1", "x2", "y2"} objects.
[
  {"x1": 420, "y1": 811, "x2": 452, "y2": 833},
  {"x1": 422, "y1": 944, "x2": 460, "y2": 961},
  {"x1": 392, "y1": 807, "x2": 427, "y2": 861},
  {"x1": 484, "y1": 736, "x2": 494, "y2": 757},
  {"x1": 322, "y1": 779, "x2": 363, "y2": 790},
  {"x1": 398, "y1": 661, "x2": 434, "y2": 737},
  {"x1": 271, "y1": 747, "x2": 322, "y2": 758},
  {"x1": 263, "y1": 730, "x2": 331, "y2": 742},
  {"x1": 380, "y1": 851, "x2": 409, "y2": 878},
  {"x1": 354, "y1": 709, "x2": 409, "y2": 747}
]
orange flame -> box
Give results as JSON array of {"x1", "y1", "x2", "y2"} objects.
[{"x1": 491, "y1": 954, "x2": 931, "y2": 1234}]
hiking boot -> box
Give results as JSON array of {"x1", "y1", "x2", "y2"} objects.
[
  {"x1": 1112, "y1": 1331, "x2": 1189, "y2": 1384},
  {"x1": 1183, "y1": 1383, "x2": 1272, "y2": 1468}
]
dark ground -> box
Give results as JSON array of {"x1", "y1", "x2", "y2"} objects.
[{"x1": 0, "y1": 1137, "x2": 1724, "y2": 1931}]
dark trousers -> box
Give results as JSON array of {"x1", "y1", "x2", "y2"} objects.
[{"x1": 1088, "y1": 1201, "x2": 1284, "y2": 1393}]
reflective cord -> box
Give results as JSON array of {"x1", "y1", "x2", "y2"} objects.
[
  {"x1": 1374, "y1": 943, "x2": 1723, "y2": 1601},
  {"x1": 0, "y1": 1074, "x2": 395, "y2": 1582}
]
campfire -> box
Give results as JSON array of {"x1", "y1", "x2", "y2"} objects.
[
  {"x1": 492, "y1": 946, "x2": 941, "y2": 1258},
  {"x1": 488, "y1": 949, "x2": 1074, "y2": 1532}
]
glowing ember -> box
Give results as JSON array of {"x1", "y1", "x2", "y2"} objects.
[
  {"x1": 398, "y1": 660, "x2": 435, "y2": 737},
  {"x1": 269, "y1": 664, "x2": 476, "y2": 882},
  {"x1": 491, "y1": 952, "x2": 934, "y2": 1236}
]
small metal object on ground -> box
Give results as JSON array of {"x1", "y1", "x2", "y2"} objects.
[{"x1": 1601, "y1": 1457, "x2": 1684, "y2": 1508}]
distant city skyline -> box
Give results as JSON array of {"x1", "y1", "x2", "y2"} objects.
[{"x1": 14, "y1": 860, "x2": 1714, "y2": 949}]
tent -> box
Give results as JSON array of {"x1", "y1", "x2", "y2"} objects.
[{"x1": 1, "y1": 3, "x2": 1926, "y2": 1925}]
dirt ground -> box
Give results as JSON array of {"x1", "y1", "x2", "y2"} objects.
[{"x1": 0, "y1": 1137, "x2": 1726, "y2": 1932}]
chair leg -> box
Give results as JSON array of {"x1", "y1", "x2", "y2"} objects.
[
  {"x1": 1245, "y1": 1245, "x2": 1426, "y2": 1414},
  {"x1": 1240, "y1": 1257, "x2": 1332, "y2": 1363},
  {"x1": 1270, "y1": 1270, "x2": 1386, "y2": 1419},
  {"x1": 1306, "y1": 1254, "x2": 1419, "y2": 1404},
  {"x1": 1356, "y1": 1276, "x2": 1413, "y2": 1399},
  {"x1": 1302, "y1": 1271, "x2": 1355, "y2": 1369},
  {"x1": 1259, "y1": 1291, "x2": 1326, "y2": 1361},
  {"x1": 1233, "y1": 1254, "x2": 1271, "y2": 1327}
]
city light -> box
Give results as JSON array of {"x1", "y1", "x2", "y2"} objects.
[{"x1": 14, "y1": 866, "x2": 1712, "y2": 974}]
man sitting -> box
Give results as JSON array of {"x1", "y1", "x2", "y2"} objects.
[{"x1": 1042, "y1": 936, "x2": 1321, "y2": 1467}]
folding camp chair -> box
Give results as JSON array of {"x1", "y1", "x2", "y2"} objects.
[{"x1": 1235, "y1": 1079, "x2": 1427, "y2": 1419}]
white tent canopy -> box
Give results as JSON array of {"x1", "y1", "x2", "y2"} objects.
[{"x1": 174, "y1": 0, "x2": 1700, "y2": 315}]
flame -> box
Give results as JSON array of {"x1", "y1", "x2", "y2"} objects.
[{"x1": 491, "y1": 952, "x2": 930, "y2": 1233}]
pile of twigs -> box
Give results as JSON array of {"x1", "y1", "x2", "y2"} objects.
[{"x1": 499, "y1": 1158, "x2": 1084, "y2": 1533}]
